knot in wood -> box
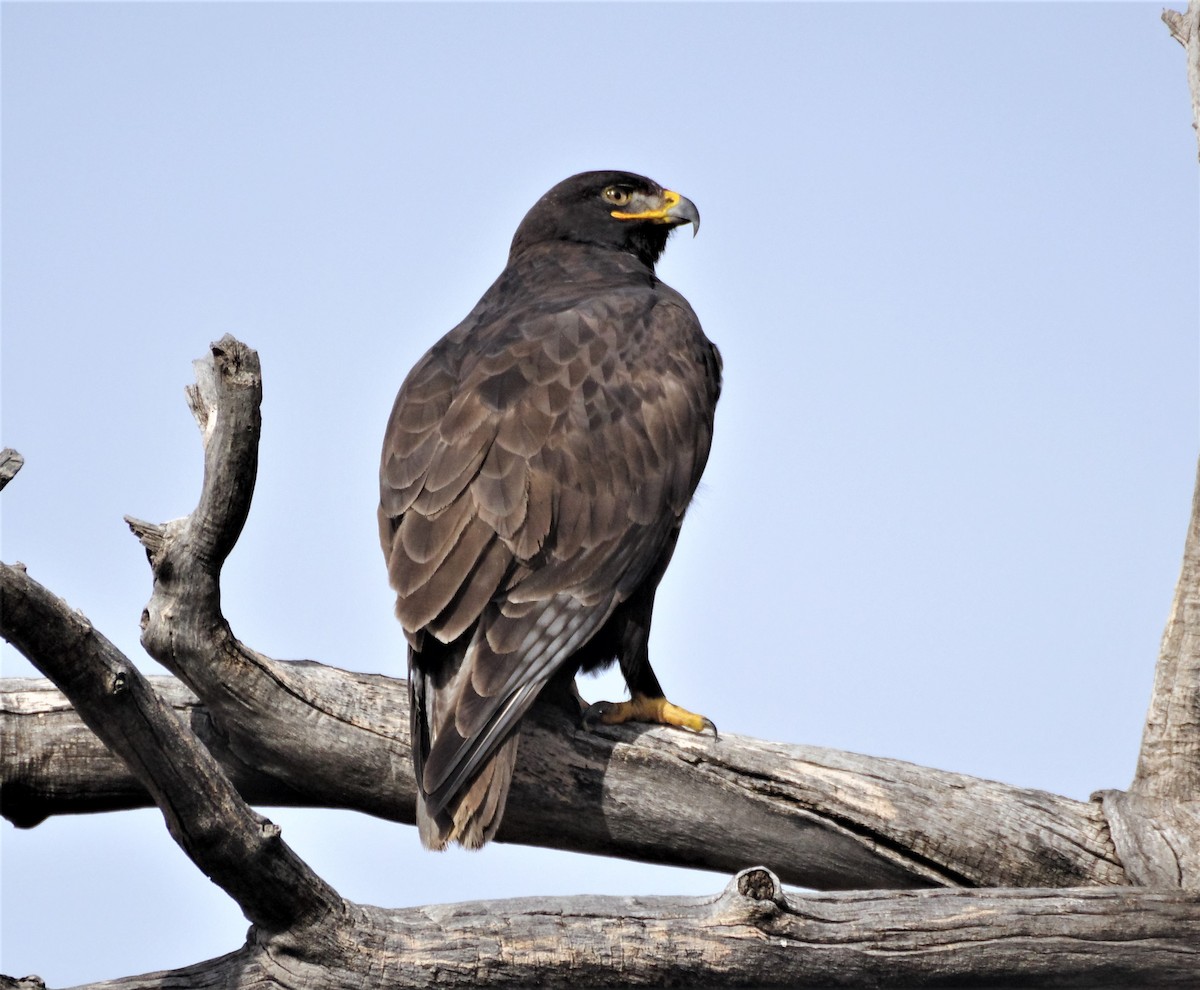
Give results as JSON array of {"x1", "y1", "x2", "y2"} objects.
[{"x1": 736, "y1": 866, "x2": 781, "y2": 904}]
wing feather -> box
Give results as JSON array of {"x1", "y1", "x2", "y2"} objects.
[
  {"x1": 398, "y1": 500, "x2": 474, "y2": 568},
  {"x1": 428, "y1": 531, "x2": 511, "y2": 643},
  {"x1": 512, "y1": 468, "x2": 553, "y2": 559},
  {"x1": 472, "y1": 442, "x2": 528, "y2": 537},
  {"x1": 390, "y1": 515, "x2": 494, "y2": 632}
]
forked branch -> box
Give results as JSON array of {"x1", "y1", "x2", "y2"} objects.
[
  {"x1": 0, "y1": 560, "x2": 341, "y2": 934},
  {"x1": 3, "y1": 336, "x2": 1195, "y2": 894},
  {"x1": 2, "y1": 325, "x2": 1198, "y2": 987}
]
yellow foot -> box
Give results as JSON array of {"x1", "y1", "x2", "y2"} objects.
[{"x1": 582, "y1": 692, "x2": 718, "y2": 739}]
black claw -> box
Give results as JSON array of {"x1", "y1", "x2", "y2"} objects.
[{"x1": 580, "y1": 700, "x2": 614, "y2": 729}]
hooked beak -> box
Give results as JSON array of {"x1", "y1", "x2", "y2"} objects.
[{"x1": 611, "y1": 188, "x2": 700, "y2": 236}]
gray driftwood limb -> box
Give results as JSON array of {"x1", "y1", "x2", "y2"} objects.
[
  {"x1": 0, "y1": 449, "x2": 24, "y2": 491},
  {"x1": 120, "y1": 335, "x2": 1122, "y2": 891},
  {"x1": 9, "y1": 555, "x2": 1196, "y2": 990},
  {"x1": 27, "y1": 337, "x2": 1135, "y2": 891},
  {"x1": 1135, "y1": 456, "x2": 1200, "y2": 805},
  {"x1": 1083, "y1": 449, "x2": 1200, "y2": 890},
  {"x1": 0, "y1": 335, "x2": 1127, "y2": 887},
  {"x1": 0, "y1": 562, "x2": 341, "y2": 935},
  {"x1": 3, "y1": 322, "x2": 1198, "y2": 988},
  {"x1": 3, "y1": 669, "x2": 1126, "y2": 890},
  {"x1": 1164, "y1": 1, "x2": 1200, "y2": 160},
  {"x1": 22, "y1": 874, "x2": 1200, "y2": 990}
]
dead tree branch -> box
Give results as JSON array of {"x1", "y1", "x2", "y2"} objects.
[
  {"x1": 4, "y1": 666, "x2": 1126, "y2": 890},
  {"x1": 1164, "y1": 1, "x2": 1200, "y2": 159},
  {"x1": 8, "y1": 513, "x2": 1194, "y2": 988},
  {"x1": 25, "y1": 876, "x2": 1200, "y2": 990},
  {"x1": 0, "y1": 449, "x2": 23, "y2": 491},
  {"x1": 2, "y1": 331, "x2": 1129, "y2": 892},
  {"x1": 1089, "y1": 452, "x2": 1200, "y2": 889},
  {"x1": 1135, "y1": 452, "x2": 1200, "y2": 800},
  {"x1": 0, "y1": 562, "x2": 342, "y2": 935},
  {"x1": 2, "y1": 328, "x2": 1197, "y2": 987}
]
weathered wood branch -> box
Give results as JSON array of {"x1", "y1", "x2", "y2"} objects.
[
  {"x1": 10, "y1": 483, "x2": 1193, "y2": 990},
  {"x1": 15, "y1": 873, "x2": 1200, "y2": 990},
  {"x1": 122, "y1": 335, "x2": 262, "y2": 695},
  {"x1": 0, "y1": 448, "x2": 23, "y2": 491},
  {"x1": 2, "y1": 667, "x2": 1127, "y2": 891},
  {"x1": 1137, "y1": 455, "x2": 1200, "y2": 802},
  {"x1": 1097, "y1": 449, "x2": 1200, "y2": 890},
  {"x1": 2, "y1": 675, "x2": 309, "y2": 824},
  {"x1": 4, "y1": 324, "x2": 1199, "y2": 986},
  {"x1": 1071, "y1": 0, "x2": 1200, "y2": 896},
  {"x1": 0, "y1": 561, "x2": 342, "y2": 934},
  {"x1": 1164, "y1": 1, "x2": 1200, "y2": 159},
  {"x1": 2, "y1": 336, "x2": 1189, "y2": 894}
]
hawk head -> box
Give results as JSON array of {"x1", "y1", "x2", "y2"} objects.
[{"x1": 508, "y1": 170, "x2": 700, "y2": 269}]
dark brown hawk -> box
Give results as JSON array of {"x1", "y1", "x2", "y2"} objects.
[{"x1": 379, "y1": 170, "x2": 721, "y2": 849}]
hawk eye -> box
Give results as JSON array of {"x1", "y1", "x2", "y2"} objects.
[{"x1": 602, "y1": 186, "x2": 632, "y2": 207}]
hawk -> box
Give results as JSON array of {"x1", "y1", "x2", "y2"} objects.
[{"x1": 379, "y1": 170, "x2": 720, "y2": 849}]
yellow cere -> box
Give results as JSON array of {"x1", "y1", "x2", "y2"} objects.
[{"x1": 611, "y1": 189, "x2": 682, "y2": 222}]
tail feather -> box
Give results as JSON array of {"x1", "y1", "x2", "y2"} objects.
[
  {"x1": 410, "y1": 644, "x2": 522, "y2": 850},
  {"x1": 416, "y1": 733, "x2": 520, "y2": 850}
]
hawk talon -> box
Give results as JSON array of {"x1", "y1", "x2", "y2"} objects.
[{"x1": 581, "y1": 695, "x2": 718, "y2": 740}]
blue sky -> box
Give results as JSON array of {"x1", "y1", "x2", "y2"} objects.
[{"x1": 2, "y1": 3, "x2": 1196, "y2": 984}]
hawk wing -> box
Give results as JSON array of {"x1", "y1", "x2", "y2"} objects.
[{"x1": 379, "y1": 282, "x2": 720, "y2": 822}]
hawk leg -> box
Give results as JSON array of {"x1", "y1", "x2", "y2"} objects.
[
  {"x1": 576, "y1": 580, "x2": 717, "y2": 738},
  {"x1": 582, "y1": 690, "x2": 718, "y2": 738}
]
